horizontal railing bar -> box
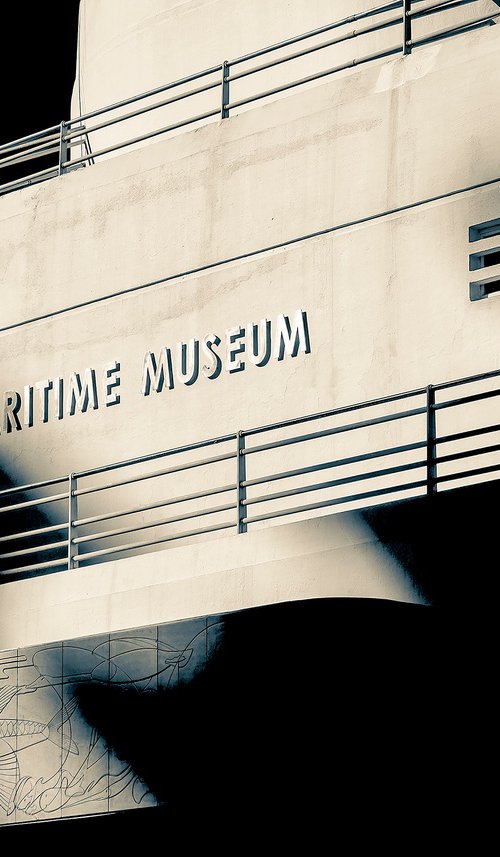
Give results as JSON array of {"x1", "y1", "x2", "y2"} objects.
[
  {"x1": 409, "y1": 11, "x2": 500, "y2": 46},
  {"x1": 435, "y1": 422, "x2": 500, "y2": 445},
  {"x1": 0, "y1": 557, "x2": 68, "y2": 576},
  {"x1": 74, "y1": 521, "x2": 235, "y2": 562},
  {"x1": 409, "y1": 0, "x2": 478, "y2": 19},
  {"x1": 65, "y1": 124, "x2": 86, "y2": 135},
  {"x1": 243, "y1": 389, "x2": 426, "y2": 438},
  {"x1": 73, "y1": 482, "x2": 236, "y2": 527},
  {"x1": 0, "y1": 3, "x2": 490, "y2": 207},
  {"x1": 0, "y1": 125, "x2": 60, "y2": 153},
  {"x1": 437, "y1": 463, "x2": 500, "y2": 484},
  {"x1": 226, "y1": 45, "x2": 402, "y2": 111},
  {"x1": 0, "y1": 164, "x2": 59, "y2": 185},
  {"x1": 76, "y1": 433, "x2": 237, "y2": 478},
  {"x1": 230, "y1": 2, "x2": 403, "y2": 66},
  {"x1": 243, "y1": 480, "x2": 427, "y2": 524},
  {"x1": 0, "y1": 137, "x2": 58, "y2": 160},
  {"x1": 242, "y1": 440, "x2": 427, "y2": 488},
  {"x1": 69, "y1": 65, "x2": 223, "y2": 125},
  {"x1": 228, "y1": 14, "x2": 403, "y2": 83},
  {"x1": 74, "y1": 452, "x2": 236, "y2": 497},
  {"x1": 65, "y1": 108, "x2": 221, "y2": 167},
  {"x1": 433, "y1": 388, "x2": 500, "y2": 411},
  {"x1": 435, "y1": 442, "x2": 500, "y2": 465},
  {"x1": 0, "y1": 167, "x2": 59, "y2": 196},
  {"x1": 0, "y1": 522, "x2": 69, "y2": 544},
  {"x1": 413, "y1": 17, "x2": 495, "y2": 47},
  {"x1": 0, "y1": 540, "x2": 68, "y2": 561},
  {"x1": 0, "y1": 357, "x2": 497, "y2": 577},
  {"x1": 66, "y1": 79, "x2": 221, "y2": 141},
  {"x1": 73, "y1": 502, "x2": 237, "y2": 545},
  {"x1": 433, "y1": 368, "x2": 500, "y2": 391},
  {"x1": 0, "y1": 475, "x2": 68, "y2": 498},
  {"x1": 243, "y1": 407, "x2": 426, "y2": 457},
  {"x1": 0, "y1": 492, "x2": 69, "y2": 514},
  {"x1": 243, "y1": 460, "x2": 426, "y2": 507},
  {"x1": 408, "y1": 0, "x2": 455, "y2": 6},
  {"x1": 66, "y1": 137, "x2": 90, "y2": 150},
  {"x1": 0, "y1": 142, "x2": 59, "y2": 170}
]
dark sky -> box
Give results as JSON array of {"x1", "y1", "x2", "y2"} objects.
[{"x1": 0, "y1": 3, "x2": 80, "y2": 146}]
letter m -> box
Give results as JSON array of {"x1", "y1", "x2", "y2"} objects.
[
  {"x1": 141, "y1": 348, "x2": 174, "y2": 395},
  {"x1": 274, "y1": 310, "x2": 311, "y2": 361},
  {"x1": 67, "y1": 369, "x2": 98, "y2": 415}
]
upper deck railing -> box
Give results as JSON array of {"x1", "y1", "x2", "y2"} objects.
[
  {"x1": 0, "y1": 367, "x2": 499, "y2": 582},
  {"x1": 0, "y1": 0, "x2": 498, "y2": 197}
]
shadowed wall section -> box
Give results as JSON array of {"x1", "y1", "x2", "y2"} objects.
[{"x1": 1, "y1": 596, "x2": 457, "y2": 843}]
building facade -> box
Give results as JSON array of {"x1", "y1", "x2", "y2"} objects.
[{"x1": 1, "y1": 0, "x2": 499, "y2": 837}]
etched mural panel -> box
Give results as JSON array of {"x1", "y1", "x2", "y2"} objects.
[
  {"x1": 0, "y1": 614, "x2": 225, "y2": 826},
  {"x1": 206, "y1": 617, "x2": 225, "y2": 666},
  {"x1": 157, "y1": 617, "x2": 208, "y2": 690},
  {"x1": 108, "y1": 627, "x2": 158, "y2": 813},
  {"x1": 61, "y1": 634, "x2": 110, "y2": 818},
  {"x1": 0, "y1": 649, "x2": 18, "y2": 825},
  {"x1": 14, "y1": 643, "x2": 63, "y2": 823}
]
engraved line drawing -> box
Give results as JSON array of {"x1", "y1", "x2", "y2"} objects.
[{"x1": 0, "y1": 628, "x2": 209, "y2": 822}]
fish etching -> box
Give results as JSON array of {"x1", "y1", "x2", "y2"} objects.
[
  {"x1": 0, "y1": 698, "x2": 78, "y2": 815},
  {"x1": 0, "y1": 628, "x2": 210, "y2": 822}
]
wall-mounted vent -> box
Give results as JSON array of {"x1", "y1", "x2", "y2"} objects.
[
  {"x1": 469, "y1": 218, "x2": 500, "y2": 242},
  {"x1": 469, "y1": 218, "x2": 500, "y2": 302},
  {"x1": 469, "y1": 247, "x2": 500, "y2": 271},
  {"x1": 470, "y1": 277, "x2": 500, "y2": 302}
]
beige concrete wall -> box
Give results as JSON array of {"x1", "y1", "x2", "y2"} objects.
[
  {"x1": 72, "y1": 0, "x2": 497, "y2": 156},
  {"x1": 1, "y1": 27, "x2": 499, "y2": 546},
  {"x1": 3, "y1": 26, "x2": 500, "y2": 332},
  {"x1": 0, "y1": 510, "x2": 425, "y2": 651},
  {"x1": 0, "y1": 164, "x2": 499, "y2": 487},
  {"x1": 0, "y1": 19, "x2": 499, "y2": 620}
]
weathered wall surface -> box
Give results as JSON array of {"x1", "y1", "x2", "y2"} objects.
[
  {"x1": 1, "y1": 28, "x2": 499, "y2": 487},
  {"x1": 0, "y1": 594, "x2": 434, "y2": 828},
  {"x1": 0, "y1": 3, "x2": 498, "y2": 835},
  {"x1": 72, "y1": 0, "x2": 498, "y2": 154},
  {"x1": 0, "y1": 18, "x2": 499, "y2": 648},
  {"x1": 0, "y1": 511, "x2": 424, "y2": 652}
]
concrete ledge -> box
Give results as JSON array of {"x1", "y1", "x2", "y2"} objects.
[{"x1": 0, "y1": 509, "x2": 423, "y2": 650}]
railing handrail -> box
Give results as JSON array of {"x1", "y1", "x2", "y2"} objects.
[
  {"x1": 0, "y1": 366, "x2": 499, "y2": 581},
  {"x1": 0, "y1": 0, "x2": 497, "y2": 196},
  {"x1": 0, "y1": 366, "x2": 498, "y2": 500}
]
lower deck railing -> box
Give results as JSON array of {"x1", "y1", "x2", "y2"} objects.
[{"x1": 0, "y1": 367, "x2": 499, "y2": 581}]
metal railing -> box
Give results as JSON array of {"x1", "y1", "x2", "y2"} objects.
[
  {"x1": 0, "y1": 368, "x2": 499, "y2": 581},
  {"x1": 0, "y1": 0, "x2": 498, "y2": 197}
]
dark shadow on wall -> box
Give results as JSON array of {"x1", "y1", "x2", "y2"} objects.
[
  {"x1": 362, "y1": 478, "x2": 500, "y2": 609},
  {"x1": 2, "y1": 482, "x2": 493, "y2": 841},
  {"x1": 0, "y1": 4, "x2": 80, "y2": 183},
  {"x1": 0, "y1": 467, "x2": 67, "y2": 581},
  {"x1": 2, "y1": 597, "x2": 468, "y2": 844}
]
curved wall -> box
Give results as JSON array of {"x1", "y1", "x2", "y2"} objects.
[
  {"x1": 71, "y1": 0, "x2": 497, "y2": 155},
  {"x1": 1, "y1": 8, "x2": 499, "y2": 650}
]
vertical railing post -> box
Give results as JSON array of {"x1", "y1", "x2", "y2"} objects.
[
  {"x1": 59, "y1": 121, "x2": 68, "y2": 175},
  {"x1": 84, "y1": 130, "x2": 95, "y2": 167},
  {"x1": 221, "y1": 61, "x2": 230, "y2": 119},
  {"x1": 403, "y1": 0, "x2": 412, "y2": 55},
  {"x1": 236, "y1": 431, "x2": 247, "y2": 533},
  {"x1": 426, "y1": 385, "x2": 437, "y2": 496},
  {"x1": 68, "y1": 473, "x2": 77, "y2": 569}
]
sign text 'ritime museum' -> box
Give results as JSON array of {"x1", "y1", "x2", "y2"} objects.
[{"x1": 0, "y1": 310, "x2": 311, "y2": 436}]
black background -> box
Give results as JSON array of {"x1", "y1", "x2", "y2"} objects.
[
  {"x1": 0, "y1": 1, "x2": 487, "y2": 843},
  {"x1": 1, "y1": 4, "x2": 80, "y2": 145},
  {"x1": 0, "y1": 4, "x2": 80, "y2": 189}
]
